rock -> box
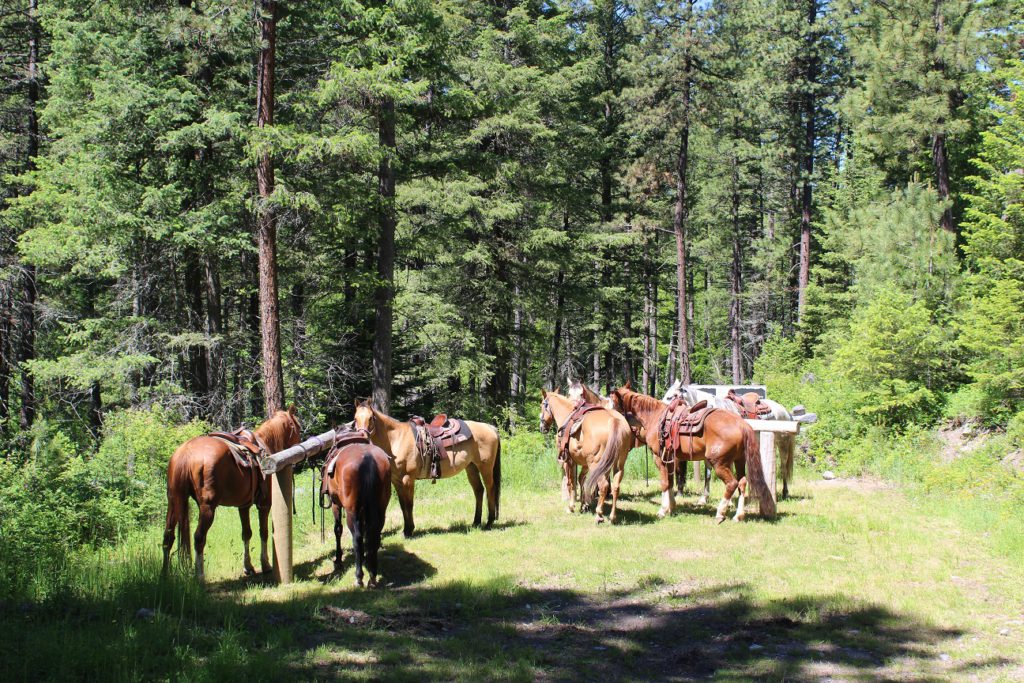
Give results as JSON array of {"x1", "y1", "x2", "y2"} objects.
[
  {"x1": 939, "y1": 653, "x2": 951, "y2": 662},
  {"x1": 999, "y1": 628, "x2": 1010, "y2": 636},
  {"x1": 822, "y1": 471, "x2": 836, "y2": 480},
  {"x1": 135, "y1": 608, "x2": 156, "y2": 621}
]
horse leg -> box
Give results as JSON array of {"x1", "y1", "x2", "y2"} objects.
[
  {"x1": 565, "y1": 461, "x2": 577, "y2": 513},
  {"x1": 712, "y1": 463, "x2": 739, "y2": 524},
  {"x1": 609, "y1": 464, "x2": 625, "y2": 524},
  {"x1": 348, "y1": 508, "x2": 364, "y2": 587},
  {"x1": 194, "y1": 504, "x2": 216, "y2": 582},
  {"x1": 465, "y1": 463, "x2": 485, "y2": 527},
  {"x1": 734, "y1": 477, "x2": 748, "y2": 522},
  {"x1": 257, "y1": 502, "x2": 272, "y2": 574},
  {"x1": 239, "y1": 506, "x2": 256, "y2": 577},
  {"x1": 480, "y1": 459, "x2": 499, "y2": 529},
  {"x1": 333, "y1": 504, "x2": 343, "y2": 569},
  {"x1": 594, "y1": 473, "x2": 610, "y2": 524},
  {"x1": 698, "y1": 461, "x2": 712, "y2": 505},
  {"x1": 779, "y1": 434, "x2": 794, "y2": 500},
  {"x1": 162, "y1": 496, "x2": 179, "y2": 575},
  {"x1": 677, "y1": 460, "x2": 688, "y2": 496},
  {"x1": 396, "y1": 475, "x2": 416, "y2": 538},
  {"x1": 656, "y1": 457, "x2": 674, "y2": 519}
]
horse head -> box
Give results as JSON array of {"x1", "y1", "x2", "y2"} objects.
[
  {"x1": 353, "y1": 398, "x2": 378, "y2": 435},
  {"x1": 661, "y1": 379, "x2": 683, "y2": 404},
  {"x1": 538, "y1": 389, "x2": 556, "y2": 433}
]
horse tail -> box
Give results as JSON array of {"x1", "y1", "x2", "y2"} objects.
[
  {"x1": 166, "y1": 450, "x2": 194, "y2": 561},
  {"x1": 493, "y1": 437, "x2": 502, "y2": 520},
  {"x1": 357, "y1": 452, "x2": 384, "y2": 545},
  {"x1": 583, "y1": 417, "x2": 622, "y2": 503},
  {"x1": 743, "y1": 425, "x2": 776, "y2": 519}
]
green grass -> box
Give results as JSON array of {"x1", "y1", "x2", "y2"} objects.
[{"x1": 2, "y1": 446, "x2": 1023, "y2": 681}]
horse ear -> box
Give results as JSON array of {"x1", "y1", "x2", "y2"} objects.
[
  {"x1": 287, "y1": 404, "x2": 296, "y2": 415},
  {"x1": 540, "y1": 388, "x2": 547, "y2": 399},
  {"x1": 625, "y1": 379, "x2": 633, "y2": 390}
]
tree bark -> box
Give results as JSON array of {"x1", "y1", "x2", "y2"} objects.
[
  {"x1": 185, "y1": 256, "x2": 209, "y2": 399},
  {"x1": 19, "y1": 0, "x2": 40, "y2": 430},
  {"x1": 548, "y1": 269, "x2": 564, "y2": 390},
  {"x1": 730, "y1": 164, "x2": 743, "y2": 385},
  {"x1": 673, "y1": 6, "x2": 693, "y2": 385},
  {"x1": 372, "y1": 97, "x2": 396, "y2": 412},
  {"x1": 0, "y1": 286, "x2": 10, "y2": 427},
  {"x1": 931, "y1": 3, "x2": 955, "y2": 234},
  {"x1": 256, "y1": 0, "x2": 283, "y2": 416},
  {"x1": 205, "y1": 257, "x2": 224, "y2": 416},
  {"x1": 797, "y1": 0, "x2": 817, "y2": 322}
]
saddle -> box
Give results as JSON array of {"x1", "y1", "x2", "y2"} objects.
[
  {"x1": 556, "y1": 399, "x2": 606, "y2": 463},
  {"x1": 209, "y1": 427, "x2": 267, "y2": 470},
  {"x1": 320, "y1": 426, "x2": 372, "y2": 508},
  {"x1": 727, "y1": 390, "x2": 773, "y2": 420},
  {"x1": 409, "y1": 414, "x2": 473, "y2": 481},
  {"x1": 657, "y1": 398, "x2": 716, "y2": 463}
]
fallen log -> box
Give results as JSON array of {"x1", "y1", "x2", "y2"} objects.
[{"x1": 261, "y1": 429, "x2": 338, "y2": 475}]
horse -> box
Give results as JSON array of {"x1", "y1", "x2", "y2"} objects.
[
  {"x1": 539, "y1": 390, "x2": 632, "y2": 523},
  {"x1": 662, "y1": 381, "x2": 741, "y2": 503},
  {"x1": 321, "y1": 438, "x2": 392, "y2": 587},
  {"x1": 353, "y1": 399, "x2": 501, "y2": 538},
  {"x1": 609, "y1": 383, "x2": 776, "y2": 522},
  {"x1": 162, "y1": 407, "x2": 302, "y2": 581},
  {"x1": 730, "y1": 391, "x2": 797, "y2": 499}
]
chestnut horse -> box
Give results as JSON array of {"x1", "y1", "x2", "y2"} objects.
[
  {"x1": 321, "y1": 440, "x2": 392, "y2": 587},
  {"x1": 353, "y1": 400, "x2": 501, "y2": 537},
  {"x1": 162, "y1": 408, "x2": 302, "y2": 581},
  {"x1": 539, "y1": 390, "x2": 632, "y2": 523},
  {"x1": 609, "y1": 384, "x2": 776, "y2": 522}
]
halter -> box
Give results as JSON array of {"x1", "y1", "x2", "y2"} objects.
[{"x1": 539, "y1": 397, "x2": 553, "y2": 432}]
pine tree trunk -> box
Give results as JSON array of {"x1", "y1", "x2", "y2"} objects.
[
  {"x1": 19, "y1": 0, "x2": 40, "y2": 431},
  {"x1": 797, "y1": 0, "x2": 817, "y2": 322},
  {"x1": 730, "y1": 164, "x2": 743, "y2": 385},
  {"x1": 185, "y1": 257, "x2": 209, "y2": 399},
  {"x1": 673, "y1": 17, "x2": 693, "y2": 385},
  {"x1": 932, "y1": 131, "x2": 954, "y2": 233},
  {"x1": 205, "y1": 257, "x2": 224, "y2": 417},
  {"x1": 548, "y1": 269, "x2": 564, "y2": 389},
  {"x1": 373, "y1": 97, "x2": 396, "y2": 412},
  {"x1": 0, "y1": 286, "x2": 10, "y2": 427},
  {"x1": 256, "y1": 0, "x2": 283, "y2": 416}
]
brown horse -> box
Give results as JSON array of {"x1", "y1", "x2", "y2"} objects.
[
  {"x1": 321, "y1": 440, "x2": 392, "y2": 587},
  {"x1": 162, "y1": 408, "x2": 302, "y2": 581},
  {"x1": 609, "y1": 384, "x2": 776, "y2": 522},
  {"x1": 539, "y1": 390, "x2": 632, "y2": 523},
  {"x1": 353, "y1": 400, "x2": 501, "y2": 537}
]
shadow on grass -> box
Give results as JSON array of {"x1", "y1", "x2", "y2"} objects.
[
  {"x1": 4, "y1": 563, "x2": 1009, "y2": 682},
  {"x1": 403, "y1": 518, "x2": 527, "y2": 538}
]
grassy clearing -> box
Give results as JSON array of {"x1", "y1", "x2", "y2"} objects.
[{"x1": 2, "y1": 441, "x2": 1023, "y2": 681}]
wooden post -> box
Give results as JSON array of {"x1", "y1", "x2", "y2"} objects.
[
  {"x1": 758, "y1": 430, "x2": 776, "y2": 511},
  {"x1": 271, "y1": 468, "x2": 293, "y2": 584}
]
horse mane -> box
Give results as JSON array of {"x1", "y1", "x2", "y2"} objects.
[
  {"x1": 256, "y1": 410, "x2": 301, "y2": 452},
  {"x1": 616, "y1": 387, "x2": 664, "y2": 422}
]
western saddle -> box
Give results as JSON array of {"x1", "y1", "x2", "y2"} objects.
[
  {"x1": 320, "y1": 426, "x2": 373, "y2": 508},
  {"x1": 657, "y1": 397, "x2": 716, "y2": 463},
  {"x1": 556, "y1": 399, "x2": 606, "y2": 463},
  {"x1": 409, "y1": 414, "x2": 473, "y2": 481},
  {"x1": 726, "y1": 390, "x2": 773, "y2": 420},
  {"x1": 209, "y1": 427, "x2": 269, "y2": 471}
]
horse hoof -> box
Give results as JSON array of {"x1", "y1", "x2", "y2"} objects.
[
  {"x1": 656, "y1": 508, "x2": 668, "y2": 519},
  {"x1": 243, "y1": 566, "x2": 256, "y2": 577},
  {"x1": 698, "y1": 497, "x2": 708, "y2": 506},
  {"x1": 595, "y1": 516, "x2": 605, "y2": 524},
  {"x1": 733, "y1": 513, "x2": 746, "y2": 522},
  {"x1": 715, "y1": 515, "x2": 726, "y2": 525}
]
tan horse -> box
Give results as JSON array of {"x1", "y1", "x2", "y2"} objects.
[
  {"x1": 539, "y1": 390, "x2": 632, "y2": 523},
  {"x1": 609, "y1": 384, "x2": 776, "y2": 522},
  {"x1": 162, "y1": 408, "x2": 302, "y2": 581},
  {"x1": 353, "y1": 400, "x2": 501, "y2": 537}
]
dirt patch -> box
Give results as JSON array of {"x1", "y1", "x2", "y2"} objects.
[
  {"x1": 663, "y1": 548, "x2": 709, "y2": 563},
  {"x1": 809, "y1": 475, "x2": 892, "y2": 493},
  {"x1": 939, "y1": 419, "x2": 988, "y2": 463}
]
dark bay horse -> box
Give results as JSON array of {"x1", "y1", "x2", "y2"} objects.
[
  {"x1": 353, "y1": 400, "x2": 501, "y2": 538},
  {"x1": 321, "y1": 439, "x2": 392, "y2": 587},
  {"x1": 609, "y1": 384, "x2": 776, "y2": 522},
  {"x1": 162, "y1": 408, "x2": 302, "y2": 581}
]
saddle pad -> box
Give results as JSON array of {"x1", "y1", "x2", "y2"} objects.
[
  {"x1": 211, "y1": 436, "x2": 260, "y2": 470},
  {"x1": 556, "y1": 400, "x2": 605, "y2": 462}
]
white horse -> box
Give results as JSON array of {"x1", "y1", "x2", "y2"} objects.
[{"x1": 663, "y1": 381, "x2": 797, "y2": 500}]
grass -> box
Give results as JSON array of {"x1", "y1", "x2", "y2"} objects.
[{"x1": 2, "y1": 441, "x2": 1023, "y2": 681}]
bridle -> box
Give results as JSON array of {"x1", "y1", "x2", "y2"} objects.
[{"x1": 539, "y1": 397, "x2": 553, "y2": 433}]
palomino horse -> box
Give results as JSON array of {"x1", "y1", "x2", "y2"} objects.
[
  {"x1": 162, "y1": 408, "x2": 302, "y2": 581},
  {"x1": 539, "y1": 390, "x2": 632, "y2": 523},
  {"x1": 353, "y1": 400, "x2": 501, "y2": 537},
  {"x1": 321, "y1": 437, "x2": 392, "y2": 587},
  {"x1": 609, "y1": 384, "x2": 776, "y2": 522}
]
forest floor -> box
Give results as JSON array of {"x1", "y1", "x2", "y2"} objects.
[{"x1": 3, "y1": 465, "x2": 1023, "y2": 682}]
